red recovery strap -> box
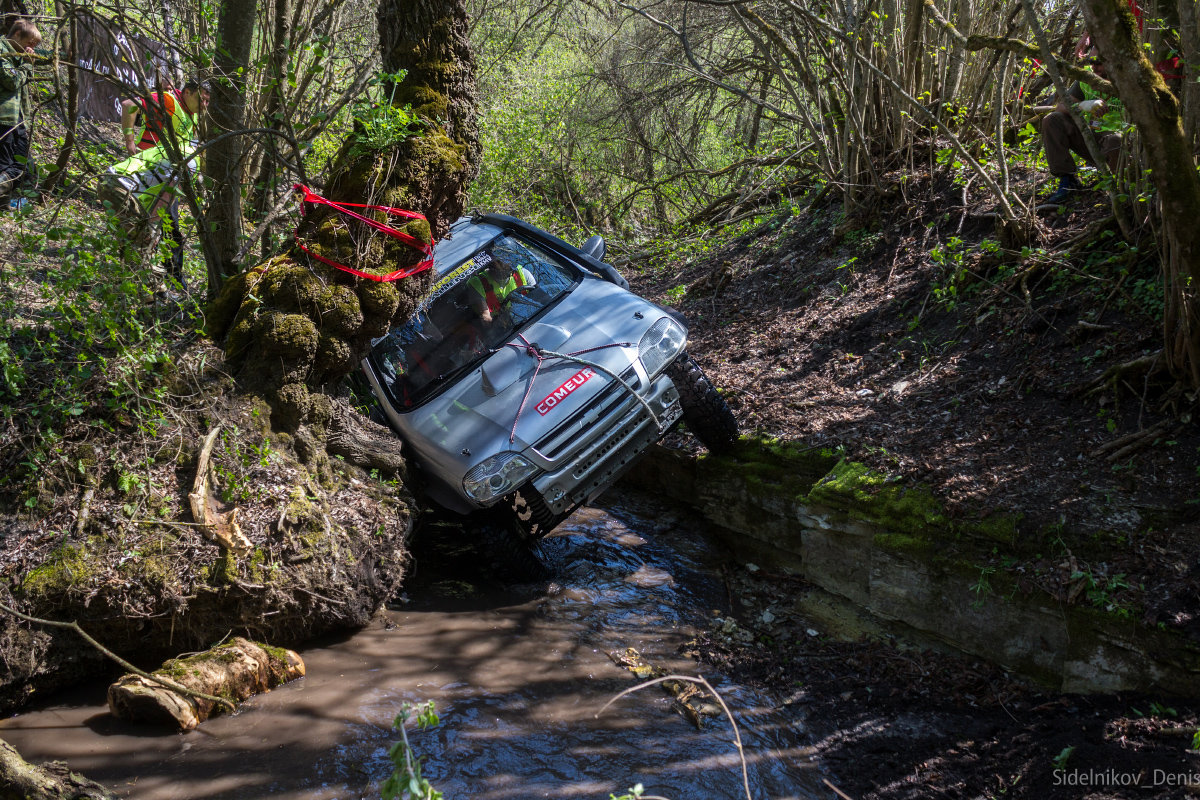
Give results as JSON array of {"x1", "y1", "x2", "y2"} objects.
[{"x1": 292, "y1": 184, "x2": 435, "y2": 282}]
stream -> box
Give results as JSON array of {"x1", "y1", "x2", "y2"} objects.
[{"x1": 0, "y1": 490, "x2": 826, "y2": 799}]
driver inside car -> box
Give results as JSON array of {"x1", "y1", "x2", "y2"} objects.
[{"x1": 466, "y1": 253, "x2": 537, "y2": 324}]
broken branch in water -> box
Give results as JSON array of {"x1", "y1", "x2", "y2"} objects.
[{"x1": 596, "y1": 673, "x2": 751, "y2": 800}]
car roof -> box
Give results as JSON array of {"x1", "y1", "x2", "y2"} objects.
[{"x1": 432, "y1": 218, "x2": 503, "y2": 279}]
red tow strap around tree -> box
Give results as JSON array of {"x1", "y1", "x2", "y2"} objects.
[{"x1": 293, "y1": 183, "x2": 435, "y2": 282}]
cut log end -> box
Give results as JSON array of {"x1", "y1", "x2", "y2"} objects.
[{"x1": 107, "y1": 637, "x2": 305, "y2": 731}]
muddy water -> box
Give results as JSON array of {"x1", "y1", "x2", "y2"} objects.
[{"x1": 1, "y1": 491, "x2": 825, "y2": 799}]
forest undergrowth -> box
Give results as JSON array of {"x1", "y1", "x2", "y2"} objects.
[{"x1": 624, "y1": 144, "x2": 1200, "y2": 799}]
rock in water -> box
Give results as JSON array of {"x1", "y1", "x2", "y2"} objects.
[{"x1": 107, "y1": 637, "x2": 305, "y2": 731}]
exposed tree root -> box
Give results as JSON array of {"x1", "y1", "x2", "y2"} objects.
[
  {"x1": 189, "y1": 427, "x2": 251, "y2": 555},
  {"x1": 1079, "y1": 350, "x2": 1166, "y2": 397},
  {"x1": 0, "y1": 600, "x2": 237, "y2": 715},
  {"x1": 0, "y1": 738, "x2": 116, "y2": 800},
  {"x1": 1089, "y1": 419, "x2": 1176, "y2": 463},
  {"x1": 326, "y1": 399, "x2": 406, "y2": 476}
]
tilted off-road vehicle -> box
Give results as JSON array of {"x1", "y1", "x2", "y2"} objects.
[{"x1": 361, "y1": 214, "x2": 737, "y2": 557}]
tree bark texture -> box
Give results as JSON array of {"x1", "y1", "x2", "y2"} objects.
[
  {"x1": 1081, "y1": 0, "x2": 1200, "y2": 388},
  {"x1": 107, "y1": 638, "x2": 304, "y2": 731},
  {"x1": 1178, "y1": 0, "x2": 1200, "y2": 153},
  {"x1": 207, "y1": 0, "x2": 479, "y2": 444},
  {"x1": 205, "y1": 0, "x2": 259, "y2": 280},
  {"x1": 0, "y1": 738, "x2": 116, "y2": 800}
]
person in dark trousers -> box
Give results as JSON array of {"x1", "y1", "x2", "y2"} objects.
[
  {"x1": 0, "y1": 18, "x2": 40, "y2": 212},
  {"x1": 1037, "y1": 49, "x2": 1125, "y2": 205},
  {"x1": 117, "y1": 79, "x2": 209, "y2": 289}
]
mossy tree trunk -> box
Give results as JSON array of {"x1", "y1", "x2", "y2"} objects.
[
  {"x1": 207, "y1": 0, "x2": 479, "y2": 458},
  {"x1": 1081, "y1": 0, "x2": 1200, "y2": 390}
]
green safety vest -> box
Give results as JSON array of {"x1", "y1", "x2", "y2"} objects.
[
  {"x1": 105, "y1": 142, "x2": 196, "y2": 210},
  {"x1": 468, "y1": 266, "x2": 534, "y2": 312}
]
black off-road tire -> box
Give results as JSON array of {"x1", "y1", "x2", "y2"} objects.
[
  {"x1": 473, "y1": 513, "x2": 548, "y2": 582},
  {"x1": 666, "y1": 352, "x2": 739, "y2": 454},
  {"x1": 509, "y1": 487, "x2": 567, "y2": 540}
]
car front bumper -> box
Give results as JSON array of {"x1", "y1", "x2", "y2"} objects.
[{"x1": 527, "y1": 371, "x2": 682, "y2": 516}]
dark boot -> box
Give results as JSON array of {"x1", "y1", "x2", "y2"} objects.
[{"x1": 1045, "y1": 173, "x2": 1082, "y2": 205}]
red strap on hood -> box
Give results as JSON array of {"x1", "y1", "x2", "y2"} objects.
[{"x1": 293, "y1": 183, "x2": 435, "y2": 282}]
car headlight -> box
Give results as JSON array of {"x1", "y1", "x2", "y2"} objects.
[
  {"x1": 638, "y1": 317, "x2": 687, "y2": 377},
  {"x1": 462, "y1": 452, "x2": 539, "y2": 503}
]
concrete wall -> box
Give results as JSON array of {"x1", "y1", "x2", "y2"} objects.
[{"x1": 625, "y1": 443, "x2": 1200, "y2": 695}]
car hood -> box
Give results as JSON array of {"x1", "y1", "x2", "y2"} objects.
[{"x1": 397, "y1": 277, "x2": 673, "y2": 486}]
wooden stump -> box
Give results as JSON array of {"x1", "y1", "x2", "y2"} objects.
[{"x1": 107, "y1": 637, "x2": 305, "y2": 731}]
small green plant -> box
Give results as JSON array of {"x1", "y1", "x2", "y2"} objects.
[
  {"x1": 1052, "y1": 745, "x2": 1075, "y2": 771},
  {"x1": 1069, "y1": 567, "x2": 1132, "y2": 615},
  {"x1": 1148, "y1": 701, "x2": 1178, "y2": 718},
  {"x1": 382, "y1": 701, "x2": 442, "y2": 800},
  {"x1": 350, "y1": 69, "x2": 422, "y2": 156},
  {"x1": 970, "y1": 565, "x2": 996, "y2": 609},
  {"x1": 664, "y1": 284, "x2": 688, "y2": 306}
]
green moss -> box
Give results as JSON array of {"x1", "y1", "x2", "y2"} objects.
[
  {"x1": 257, "y1": 313, "x2": 319, "y2": 359},
  {"x1": 873, "y1": 532, "x2": 936, "y2": 556},
  {"x1": 20, "y1": 543, "x2": 90, "y2": 598},
  {"x1": 702, "y1": 435, "x2": 840, "y2": 499},
  {"x1": 809, "y1": 459, "x2": 950, "y2": 535},
  {"x1": 207, "y1": 548, "x2": 238, "y2": 585}
]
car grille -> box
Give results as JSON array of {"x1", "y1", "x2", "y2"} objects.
[{"x1": 532, "y1": 367, "x2": 642, "y2": 461}]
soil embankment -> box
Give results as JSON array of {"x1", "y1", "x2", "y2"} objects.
[{"x1": 0, "y1": 338, "x2": 412, "y2": 715}]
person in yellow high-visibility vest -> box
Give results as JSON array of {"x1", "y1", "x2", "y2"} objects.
[{"x1": 466, "y1": 256, "x2": 537, "y2": 324}]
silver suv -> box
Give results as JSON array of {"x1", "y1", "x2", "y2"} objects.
[{"x1": 362, "y1": 214, "x2": 737, "y2": 542}]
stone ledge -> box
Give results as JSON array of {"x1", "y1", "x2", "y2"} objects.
[{"x1": 624, "y1": 439, "x2": 1200, "y2": 695}]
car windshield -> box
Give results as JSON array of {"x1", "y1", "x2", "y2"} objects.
[{"x1": 371, "y1": 233, "x2": 579, "y2": 408}]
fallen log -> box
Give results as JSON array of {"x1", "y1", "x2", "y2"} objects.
[
  {"x1": 0, "y1": 737, "x2": 116, "y2": 800},
  {"x1": 107, "y1": 637, "x2": 305, "y2": 731}
]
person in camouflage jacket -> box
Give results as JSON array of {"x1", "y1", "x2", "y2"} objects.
[{"x1": 0, "y1": 18, "x2": 40, "y2": 210}]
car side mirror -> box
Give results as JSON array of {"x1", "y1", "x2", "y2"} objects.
[{"x1": 581, "y1": 234, "x2": 606, "y2": 261}]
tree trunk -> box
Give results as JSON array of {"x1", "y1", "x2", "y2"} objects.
[
  {"x1": 1081, "y1": 0, "x2": 1200, "y2": 388},
  {"x1": 206, "y1": 0, "x2": 479, "y2": 451},
  {"x1": 41, "y1": 8, "x2": 78, "y2": 197},
  {"x1": 204, "y1": 0, "x2": 259, "y2": 286},
  {"x1": 1178, "y1": 0, "x2": 1200, "y2": 152}
]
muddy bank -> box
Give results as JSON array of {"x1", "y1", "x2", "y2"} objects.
[
  {"x1": 0, "y1": 340, "x2": 412, "y2": 715},
  {"x1": 0, "y1": 494, "x2": 828, "y2": 800}
]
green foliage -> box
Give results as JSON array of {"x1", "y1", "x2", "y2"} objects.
[
  {"x1": 970, "y1": 565, "x2": 996, "y2": 609},
  {"x1": 1070, "y1": 567, "x2": 1132, "y2": 616},
  {"x1": 1052, "y1": 745, "x2": 1075, "y2": 771},
  {"x1": 382, "y1": 701, "x2": 443, "y2": 800},
  {"x1": 0, "y1": 203, "x2": 201, "y2": 503},
  {"x1": 663, "y1": 285, "x2": 688, "y2": 306},
  {"x1": 349, "y1": 70, "x2": 422, "y2": 157}
]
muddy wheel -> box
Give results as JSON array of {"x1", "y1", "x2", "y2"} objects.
[
  {"x1": 666, "y1": 352, "x2": 739, "y2": 454},
  {"x1": 473, "y1": 514, "x2": 548, "y2": 581},
  {"x1": 509, "y1": 487, "x2": 566, "y2": 539}
]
